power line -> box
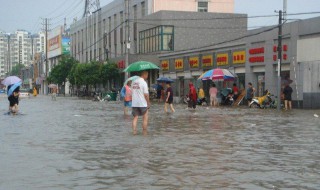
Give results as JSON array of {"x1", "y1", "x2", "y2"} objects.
[
  {"x1": 49, "y1": 0, "x2": 84, "y2": 20},
  {"x1": 74, "y1": 21, "x2": 126, "y2": 56}
]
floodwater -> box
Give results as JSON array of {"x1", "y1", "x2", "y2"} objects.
[{"x1": 0, "y1": 95, "x2": 319, "y2": 190}]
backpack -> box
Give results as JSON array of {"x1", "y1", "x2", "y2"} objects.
[{"x1": 120, "y1": 86, "x2": 126, "y2": 99}]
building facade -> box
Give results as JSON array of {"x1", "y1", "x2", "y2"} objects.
[
  {"x1": 70, "y1": 0, "x2": 235, "y2": 63},
  {"x1": 159, "y1": 16, "x2": 320, "y2": 109},
  {"x1": 70, "y1": 0, "x2": 237, "y2": 89},
  {"x1": 0, "y1": 30, "x2": 46, "y2": 80},
  {"x1": 0, "y1": 31, "x2": 8, "y2": 79}
]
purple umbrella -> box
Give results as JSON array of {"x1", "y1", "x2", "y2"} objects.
[{"x1": 1, "y1": 76, "x2": 22, "y2": 86}]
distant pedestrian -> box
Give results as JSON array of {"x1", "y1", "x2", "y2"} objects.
[
  {"x1": 33, "y1": 87, "x2": 38, "y2": 97},
  {"x1": 52, "y1": 87, "x2": 57, "y2": 101},
  {"x1": 188, "y1": 82, "x2": 197, "y2": 109},
  {"x1": 246, "y1": 82, "x2": 255, "y2": 106},
  {"x1": 156, "y1": 82, "x2": 164, "y2": 103},
  {"x1": 283, "y1": 84, "x2": 293, "y2": 110},
  {"x1": 131, "y1": 71, "x2": 150, "y2": 134},
  {"x1": 164, "y1": 82, "x2": 175, "y2": 113},
  {"x1": 123, "y1": 80, "x2": 132, "y2": 115},
  {"x1": 209, "y1": 83, "x2": 218, "y2": 107},
  {"x1": 233, "y1": 83, "x2": 239, "y2": 100}
]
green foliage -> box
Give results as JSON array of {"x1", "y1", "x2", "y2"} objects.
[
  {"x1": 9, "y1": 64, "x2": 25, "y2": 76},
  {"x1": 101, "y1": 61, "x2": 120, "y2": 85},
  {"x1": 48, "y1": 55, "x2": 78, "y2": 85},
  {"x1": 68, "y1": 60, "x2": 120, "y2": 87}
]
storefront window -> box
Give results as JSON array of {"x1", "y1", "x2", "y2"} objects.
[{"x1": 139, "y1": 25, "x2": 174, "y2": 53}]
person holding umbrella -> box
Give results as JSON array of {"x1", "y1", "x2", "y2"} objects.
[
  {"x1": 164, "y1": 82, "x2": 175, "y2": 113},
  {"x1": 131, "y1": 70, "x2": 151, "y2": 134},
  {"x1": 8, "y1": 85, "x2": 20, "y2": 114},
  {"x1": 1, "y1": 76, "x2": 22, "y2": 114}
]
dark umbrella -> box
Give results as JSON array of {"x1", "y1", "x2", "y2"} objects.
[{"x1": 156, "y1": 77, "x2": 174, "y2": 83}]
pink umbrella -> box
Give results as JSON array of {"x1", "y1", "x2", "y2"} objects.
[{"x1": 198, "y1": 68, "x2": 235, "y2": 81}]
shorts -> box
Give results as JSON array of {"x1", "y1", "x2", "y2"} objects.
[
  {"x1": 284, "y1": 96, "x2": 292, "y2": 101},
  {"x1": 8, "y1": 96, "x2": 19, "y2": 107},
  {"x1": 124, "y1": 101, "x2": 132, "y2": 107},
  {"x1": 132, "y1": 107, "x2": 148, "y2": 117},
  {"x1": 166, "y1": 98, "x2": 173, "y2": 104}
]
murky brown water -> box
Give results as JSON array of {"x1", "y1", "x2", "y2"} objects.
[{"x1": 0, "y1": 95, "x2": 319, "y2": 190}]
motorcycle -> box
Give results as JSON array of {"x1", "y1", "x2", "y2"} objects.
[
  {"x1": 220, "y1": 88, "x2": 234, "y2": 106},
  {"x1": 249, "y1": 90, "x2": 277, "y2": 109}
]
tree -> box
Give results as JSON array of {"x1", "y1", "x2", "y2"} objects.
[
  {"x1": 9, "y1": 64, "x2": 25, "y2": 76},
  {"x1": 101, "y1": 62, "x2": 120, "y2": 85},
  {"x1": 48, "y1": 55, "x2": 78, "y2": 85}
]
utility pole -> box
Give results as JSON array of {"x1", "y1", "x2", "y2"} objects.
[
  {"x1": 125, "y1": 0, "x2": 130, "y2": 80},
  {"x1": 277, "y1": 10, "x2": 283, "y2": 111},
  {"x1": 283, "y1": 0, "x2": 287, "y2": 21},
  {"x1": 42, "y1": 18, "x2": 49, "y2": 94}
]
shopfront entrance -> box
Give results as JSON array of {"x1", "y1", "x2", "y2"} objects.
[{"x1": 256, "y1": 73, "x2": 265, "y2": 97}]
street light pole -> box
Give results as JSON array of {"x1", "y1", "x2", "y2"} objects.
[
  {"x1": 124, "y1": 0, "x2": 130, "y2": 80},
  {"x1": 277, "y1": 10, "x2": 283, "y2": 111}
]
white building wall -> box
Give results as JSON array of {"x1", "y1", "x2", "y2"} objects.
[{"x1": 297, "y1": 36, "x2": 320, "y2": 62}]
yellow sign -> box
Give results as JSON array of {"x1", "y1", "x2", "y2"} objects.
[
  {"x1": 217, "y1": 53, "x2": 229, "y2": 66},
  {"x1": 189, "y1": 57, "x2": 199, "y2": 68},
  {"x1": 161, "y1": 60, "x2": 169, "y2": 71},
  {"x1": 175, "y1": 59, "x2": 183, "y2": 70},
  {"x1": 202, "y1": 55, "x2": 213, "y2": 67},
  {"x1": 233, "y1": 51, "x2": 246, "y2": 64}
]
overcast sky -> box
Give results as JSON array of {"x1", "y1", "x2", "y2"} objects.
[{"x1": 0, "y1": 0, "x2": 319, "y2": 33}]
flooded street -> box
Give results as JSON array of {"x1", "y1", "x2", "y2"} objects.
[{"x1": 0, "y1": 95, "x2": 319, "y2": 190}]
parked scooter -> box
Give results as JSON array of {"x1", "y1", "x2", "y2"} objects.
[
  {"x1": 220, "y1": 88, "x2": 234, "y2": 105},
  {"x1": 249, "y1": 90, "x2": 277, "y2": 108}
]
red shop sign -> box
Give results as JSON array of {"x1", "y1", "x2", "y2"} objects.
[{"x1": 249, "y1": 47, "x2": 264, "y2": 55}]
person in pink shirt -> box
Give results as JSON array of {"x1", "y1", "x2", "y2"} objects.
[{"x1": 209, "y1": 83, "x2": 218, "y2": 106}]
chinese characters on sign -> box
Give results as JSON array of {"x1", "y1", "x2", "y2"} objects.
[
  {"x1": 273, "y1": 45, "x2": 288, "y2": 61},
  {"x1": 189, "y1": 57, "x2": 199, "y2": 68},
  {"x1": 161, "y1": 60, "x2": 169, "y2": 71},
  {"x1": 249, "y1": 47, "x2": 264, "y2": 63},
  {"x1": 202, "y1": 55, "x2": 213, "y2": 67},
  {"x1": 216, "y1": 53, "x2": 229, "y2": 66},
  {"x1": 175, "y1": 59, "x2": 184, "y2": 70},
  {"x1": 232, "y1": 51, "x2": 246, "y2": 64}
]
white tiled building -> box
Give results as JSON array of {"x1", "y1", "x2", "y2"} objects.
[{"x1": 0, "y1": 30, "x2": 46, "y2": 79}]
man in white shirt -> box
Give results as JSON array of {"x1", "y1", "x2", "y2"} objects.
[{"x1": 131, "y1": 70, "x2": 150, "y2": 134}]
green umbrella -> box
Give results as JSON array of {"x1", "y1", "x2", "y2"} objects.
[
  {"x1": 123, "y1": 61, "x2": 160, "y2": 72},
  {"x1": 123, "y1": 75, "x2": 139, "y2": 86}
]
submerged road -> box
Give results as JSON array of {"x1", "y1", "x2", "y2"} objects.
[{"x1": 0, "y1": 95, "x2": 319, "y2": 189}]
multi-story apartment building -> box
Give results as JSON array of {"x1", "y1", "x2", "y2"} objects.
[
  {"x1": 0, "y1": 30, "x2": 46, "y2": 79},
  {"x1": 0, "y1": 31, "x2": 8, "y2": 79}
]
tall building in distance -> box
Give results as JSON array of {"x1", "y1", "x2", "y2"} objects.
[
  {"x1": 0, "y1": 30, "x2": 46, "y2": 79},
  {"x1": 0, "y1": 31, "x2": 8, "y2": 79}
]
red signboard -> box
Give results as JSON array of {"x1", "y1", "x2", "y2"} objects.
[
  {"x1": 118, "y1": 60, "x2": 125, "y2": 69},
  {"x1": 249, "y1": 47, "x2": 264, "y2": 55},
  {"x1": 249, "y1": 56, "x2": 264, "y2": 63}
]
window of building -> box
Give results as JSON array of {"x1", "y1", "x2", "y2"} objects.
[
  {"x1": 133, "y1": 5, "x2": 138, "y2": 20},
  {"x1": 141, "y1": 1, "x2": 146, "y2": 17},
  {"x1": 139, "y1": 25, "x2": 174, "y2": 54},
  {"x1": 120, "y1": 11, "x2": 124, "y2": 23},
  {"x1": 114, "y1": 14, "x2": 117, "y2": 28},
  {"x1": 108, "y1": 17, "x2": 111, "y2": 32},
  {"x1": 198, "y1": 1, "x2": 208, "y2": 12}
]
